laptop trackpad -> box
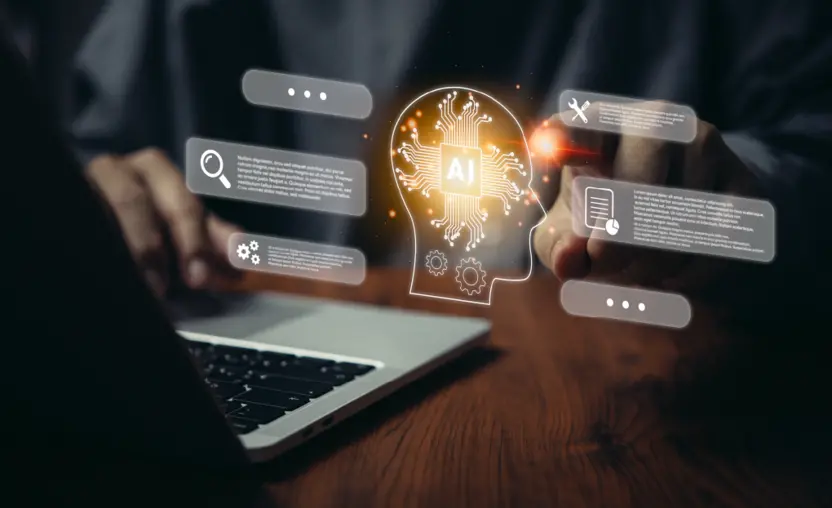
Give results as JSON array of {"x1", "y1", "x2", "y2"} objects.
[{"x1": 167, "y1": 292, "x2": 316, "y2": 339}]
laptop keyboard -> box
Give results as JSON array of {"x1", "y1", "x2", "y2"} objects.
[{"x1": 185, "y1": 340, "x2": 376, "y2": 435}]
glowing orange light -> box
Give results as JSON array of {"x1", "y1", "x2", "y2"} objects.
[
  {"x1": 530, "y1": 126, "x2": 560, "y2": 158},
  {"x1": 407, "y1": 118, "x2": 417, "y2": 129},
  {"x1": 400, "y1": 125, "x2": 407, "y2": 132},
  {"x1": 388, "y1": 209, "x2": 396, "y2": 218},
  {"x1": 363, "y1": 133, "x2": 369, "y2": 139},
  {"x1": 391, "y1": 149, "x2": 397, "y2": 156},
  {"x1": 427, "y1": 208, "x2": 433, "y2": 215},
  {"x1": 543, "y1": 120, "x2": 550, "y2": 127},
  {"x1": 415, "y1": 110, "x2": 423, "y2": 118},
  {"x1": 542, "y1": 175, "x2": 550, "y2": 183}
]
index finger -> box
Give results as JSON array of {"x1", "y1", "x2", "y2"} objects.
[
  {"x1": 127, "y1": 148, "x2": 212, "y2": 288},
  {"x1": 86, "y1": 156, "x2": 170, "y2": 295},
  {"x1": 532, "y1": 102, "x2": 613, "y2": 171}
]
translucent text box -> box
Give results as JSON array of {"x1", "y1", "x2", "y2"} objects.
[
  {"x1": 186, "y1": 137, "x2": 366, "y2": 216},
  {"x1": 561, "y1": 280, "x2": 692, "y2": 329},
  {"x1": 572, "y1": 176, "x2": 776, "y2": 263},
  {"x1": 242, "y1": 69, "x2": 373, "y2": 120},
  {"x1": 558, "y1": 90, "x2": 698, "y2": 143},
  {"x1": 229, "y1": 233, "x2": 366, "y2": 285}
]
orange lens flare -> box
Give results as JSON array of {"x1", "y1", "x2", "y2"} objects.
[{"x1": 530, "y1": 126, "x2": 560, "y2": 159}]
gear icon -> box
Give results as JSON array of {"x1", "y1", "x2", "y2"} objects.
[
  {"x1": 455, "y1": 258, "x2": 487, "y2": 296},
  {"x1": 251, "y1": 254, "x2": 260, "y2": 265},
  {"x1": 249, "y1": 240, "x2": 259, "y2": 252},
  {"x1": 425, "y1": 250, "x2": 448, "y2": 276},
  {"x1": 236, "y1": 243, "x2": 251, "y2": 260}
]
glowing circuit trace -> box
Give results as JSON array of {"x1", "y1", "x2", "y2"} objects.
[
  {"x1": 391, "y1": 85, "x2": 546, "y2": 307},
  {"x1": 395, "y1": 91, "x2": 526, "y2": 251}
]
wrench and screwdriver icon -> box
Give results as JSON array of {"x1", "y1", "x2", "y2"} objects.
[{"x1": 568, "y1": 98, "x2": 591, "y2": 123}]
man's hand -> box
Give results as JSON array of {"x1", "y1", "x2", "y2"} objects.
[
  {"x1": 86, "y1": 148, "x2": 242, "y2": 296},
  {"x1": 534, "y1": 109, "x2": 759, "y2": 292}
]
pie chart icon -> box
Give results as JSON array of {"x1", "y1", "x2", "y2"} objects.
[{"x1": 605, "y1": 218, "x2": 620, "y2": 236}]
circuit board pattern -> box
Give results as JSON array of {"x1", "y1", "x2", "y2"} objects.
[{"x1": 395, "y1": 91, "x2": 526, "y2": 251}]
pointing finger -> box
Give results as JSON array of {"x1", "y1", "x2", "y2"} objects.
[{"x1": 128, "y1": 148, "x2": 212, "y2": 289}]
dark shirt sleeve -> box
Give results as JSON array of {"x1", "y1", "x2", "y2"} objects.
[
  {"x1": 718, "y1": 0, "x2": 832, "y2": 290},
  {"x1": 70, "y1": 0, "x2": 164, "y2": 162},
  {"x1": 3, "y1": 28, "x2": 256, "y2": 502}
]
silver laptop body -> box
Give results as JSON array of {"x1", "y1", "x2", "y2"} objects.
[{"x1": 172, "y1": 292, "x2": 490, "y2": 462}]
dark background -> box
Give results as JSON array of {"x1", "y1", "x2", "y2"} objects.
[{"x1": 0, "y1": 0, "x2": 104, "y2": 124}]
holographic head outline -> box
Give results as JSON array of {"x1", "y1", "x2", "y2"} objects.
[{"x1": 390, "y1": 86, "x2": 547, "y2": 306}]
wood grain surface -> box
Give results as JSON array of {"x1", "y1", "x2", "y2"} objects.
[{"x1": 233, "y1": 269, "x2": 831, "y2": 508}]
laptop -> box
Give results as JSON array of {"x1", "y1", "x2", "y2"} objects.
[{"x1": 170, "y1": 291, "x2": 490, "y2": 463}]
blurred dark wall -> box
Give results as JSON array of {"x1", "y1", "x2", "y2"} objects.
[
  {"x1": 1, "y1": 0, "x2": 104, "y2": 123},
  {"x1": 38, "y1": 0, "x2": 104, "y2": 123}
]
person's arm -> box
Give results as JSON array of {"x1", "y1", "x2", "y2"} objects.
[
  {"x1": 535, "y1": 0, "x2": 831, "y2": 315},
  {"x1": 63, "y1": 1, "x2": 242, "y2": 297},
  {"x1": 3, "y1": 28, "x2": 255, "y2": 500},
  {"x1": 70, "y1": 0, "x2": 164, "y2": 159}
]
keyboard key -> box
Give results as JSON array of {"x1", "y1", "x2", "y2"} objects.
[
  {"x1": 230, "y1": 403, "x2": 285, "y2": 424},
  {"x1": 208, "y1": 365, "x2": 248, "y2": 382},
  {"x1": 235, "y1": 387, "x2": 310, "y2": 410},
  {"x1": 219, "y1": 400, "x2": 244, "y2": 415},
  {"x1": 324, "y1": 372, "x2": 353, "y2": 386},
  {"x1": 228, "y1": 416, "x2": 259, "y2": 434},
  {"x1": 246, "y1": 374, "x2": 333, "y2": 397},
  {"x1": 330, "y1": 362, "x2": 375, "y2": 376},
  {"x1": 251, "y1": 351, "x2": 297, "y2": 371},
  {"x1": 257, "y1": 354, "x2": 333, "y2": 372},
  {"x1": 251, "y1": 363, "x2": 353, "y2": 386},
  {"x1": 187, "y1": 342, "x2": 217, "y2": 365},
  {"x1": 288, "y1": 356, "x2": 335, "y2": 368},
  {"x1": 186, "y1": 341, "x2": 204, "y2": 355},
  {"x1": 298, "y1": 368, "x2": 354, "y2": 386},
  {"x1": 213, "y1": 346, "x2": 260, "y2": 367},
  {"x1": 213, "y1": 344, "x2": 254, "y2": 355},
  {"x1": 207, "y1": 380, "x2": 247, "y2": 400}
]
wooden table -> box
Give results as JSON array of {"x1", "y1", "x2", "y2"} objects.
[{"x1": 235, "y1": 269, "x2": 831, "y2": 508}]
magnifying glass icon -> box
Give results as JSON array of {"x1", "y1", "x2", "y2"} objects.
[{"x1": 200, "y1": 149, "x2": 231, "y2": 189}]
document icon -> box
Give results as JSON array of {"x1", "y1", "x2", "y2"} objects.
[{"x1": 584, "y1": 186, "x2": 619, "y2": 235}]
